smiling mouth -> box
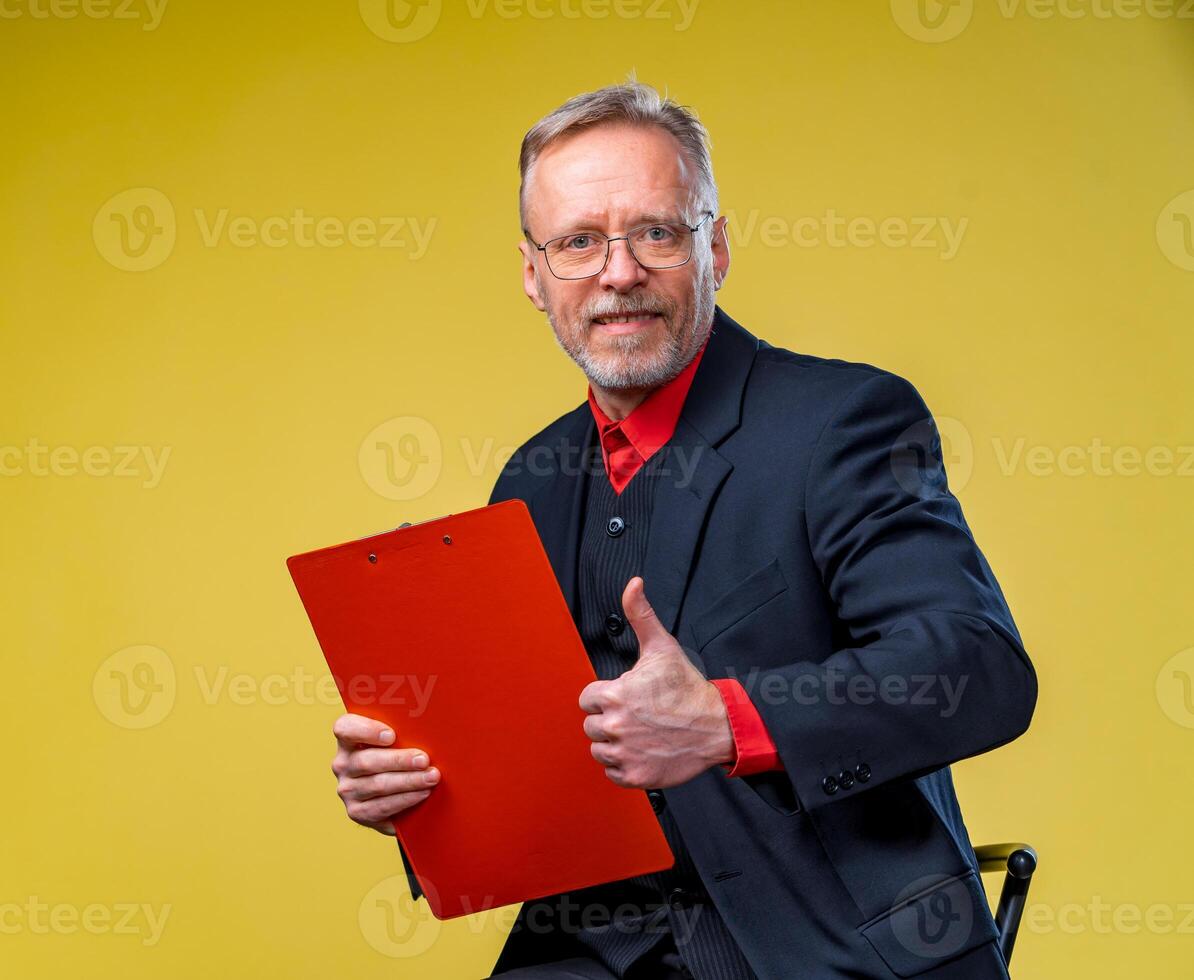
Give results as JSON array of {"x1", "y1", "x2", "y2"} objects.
[{"x1": 591, "y1": 311, "x2": 662, "y2": 331}]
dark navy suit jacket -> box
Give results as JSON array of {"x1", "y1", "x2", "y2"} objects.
[{"x1": 407, "y1": 306, "x2": 1037, "y2": 979}]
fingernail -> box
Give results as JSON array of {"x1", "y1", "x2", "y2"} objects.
[
  {"x1": 379, "y1": 729, "x2": 395, "y2": 744},
  {"x1": 412, "y1": 753, "x2": 429, "y2": 768},
  {"x1": 424, "y1": 768, "x2": 440, "y2": 784}
]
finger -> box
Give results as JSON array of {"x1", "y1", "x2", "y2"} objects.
[
  {"x1": 582, "y1": 714, "x2": 609, "y2": 742},
  {"x1": 345, "y1": 789, "x2": 431, "y2": 827},
  {"x1": 579, "y1": 680, "x2": 612, "y2": 714},
  {"x1": 342, "y1": 768, "x2": 441, "y2": 801},
  {"x1": 621, "y1": 577, "x2": 672, "y2": 657},
  {"x1": 590, "y1": 742, "x2": 620, "y2": 768},
  {"x1": 343, "y1": 747, "x2": 430, "y2": 779},
  {"x1": 367, "y1": 819, "x2": 397, "y2": 837},
  {"x1": 333, "y1": 713, "x2": 396, "y2": 748},
  {"x1": 603, "y1": 767, "x2": 631, "y2": 789}
]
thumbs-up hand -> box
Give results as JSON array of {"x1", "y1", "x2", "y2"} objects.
[{"x1": 578, "y1": 576, "x2": 735, "y2": 789}]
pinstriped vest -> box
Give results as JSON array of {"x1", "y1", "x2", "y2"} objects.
[{"x1": 569, "y1": 440, "x2": 757, "y2": 980}]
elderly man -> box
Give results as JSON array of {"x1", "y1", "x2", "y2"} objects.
[{"x1": 330, "y1": 81, "x2": 1037, "y2": 979}]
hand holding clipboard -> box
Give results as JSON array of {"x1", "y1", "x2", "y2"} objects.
[{"x1": 287, "y1": 499, "x2": 674, "y2": 920}]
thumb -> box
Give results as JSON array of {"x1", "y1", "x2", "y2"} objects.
[{"x1": 622, "y1": 576, "x2": 674, "y2": 659}]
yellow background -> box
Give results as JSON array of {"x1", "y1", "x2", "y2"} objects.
[{"x1": 2, "y1": 1, "x2": 1192, "y2": 977}]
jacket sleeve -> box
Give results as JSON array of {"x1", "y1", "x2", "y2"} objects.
[{"x1": 747, "y1": 372, "x2": 1037, "y2": 812}]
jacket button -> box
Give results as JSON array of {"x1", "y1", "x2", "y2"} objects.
[
  {"x1": 606, "y1": 516, "x2": 626, "y2": 537},
  {"x1": 821, "y1": 775, "x2": 839, "y2": 796},
  {"x1": 604, "y1": 613, "x2": 625, "y2": 636},
  {"x1": 837, "y1": 770, "x2": 855, "y2": 790},
  {"x1": 647, "y1": 789, "x2": 666, "y2": 814},
  {"x1": 855, "y1": 763, "x2": 872, "y2": 783}
]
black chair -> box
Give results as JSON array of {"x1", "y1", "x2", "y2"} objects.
[{"x1": 974, "y1": 842, "x2": 1038, "y2": 966}]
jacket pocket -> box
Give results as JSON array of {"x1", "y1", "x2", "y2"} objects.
[
  {"x1": 858, "y1": 869, "x2": 999, "y2": 977},
  {"x1": 690, "y1": 557, "x2": 789, "y2": 651}
]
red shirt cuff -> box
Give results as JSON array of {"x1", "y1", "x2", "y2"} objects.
[{"x1": 710, "y1": 678, "x2": 784, "y2": 777}]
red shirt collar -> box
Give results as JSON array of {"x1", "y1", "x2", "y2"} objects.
[{"x1": 586, "y1": 337, "x2": 708, "y2": 465}]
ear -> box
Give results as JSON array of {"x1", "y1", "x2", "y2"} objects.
[
  {"x1": 518, "y1": 239, "x2": 547, "y2": 312},
  {"x1": 710, "y1": 215, "x2": 731, "y2": 291}
]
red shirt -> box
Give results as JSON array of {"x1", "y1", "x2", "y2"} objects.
[{"x1": 586, "y1": 339, "x2": 782, "y2": 777}]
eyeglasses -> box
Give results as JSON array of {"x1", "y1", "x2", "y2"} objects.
[{"x1": 526, "y1": 211, "x2": 714, "y2": 280}]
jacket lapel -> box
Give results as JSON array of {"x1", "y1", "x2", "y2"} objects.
[{"x1": 641, "y1": 307, "x2": 758, "y2": 634}]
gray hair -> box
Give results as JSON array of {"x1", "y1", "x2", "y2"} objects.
[{"x1": 518, "y1": 79, "x2": 719, "y2": 234}]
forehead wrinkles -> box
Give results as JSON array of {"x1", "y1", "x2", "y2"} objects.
[{"x1": 525, "y1": 127, "x2": 698, "y2": 232}]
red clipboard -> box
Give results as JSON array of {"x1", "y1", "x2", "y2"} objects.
[{"x1": 286, "y1": 498, "x2": 674, "y2": 919}]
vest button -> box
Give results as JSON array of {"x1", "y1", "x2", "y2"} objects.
[
  {"x1": 604, "y1": 613, "x2": 625, "y2": 636},
  {"x1": 668, "y1": 887, "x2": 698, "y2": 911},
  {"x1": 606, "y1": 516, "x2": 626, "y2": 537},
  {"x1": 647, "y1": 789, "x2": 666, "y2": 814}
]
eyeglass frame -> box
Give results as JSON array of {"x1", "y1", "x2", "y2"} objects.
[{"x1": 524, "y1": 210, "x2": 716, "y2": 281}]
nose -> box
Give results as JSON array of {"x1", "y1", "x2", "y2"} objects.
[{"x1": 597, "y1": 237, "x2": 649, "y2": 292}]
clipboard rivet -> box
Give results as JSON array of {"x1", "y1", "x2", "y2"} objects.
[
  {"x1": 442, "y1": 535, "x2": 452, "y2": 545},
  {"x1": 368, "y1": 553, "x2": 378, "y2": 563}
]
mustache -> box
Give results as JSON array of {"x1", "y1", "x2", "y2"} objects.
[{"x1": 581, "y1": 293, "x2": 676, "y2": 321}]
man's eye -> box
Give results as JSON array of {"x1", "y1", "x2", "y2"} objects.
[
  {"x1": 563, "y1": 235, "x2": 596, "y2": 250},
  {"x1": 644, "y1": 225, "x2": 678, "y2": 242}
]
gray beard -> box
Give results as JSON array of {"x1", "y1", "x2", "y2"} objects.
[{"x1": 542, "y1": 266, "x2": 716, "y2": 391}]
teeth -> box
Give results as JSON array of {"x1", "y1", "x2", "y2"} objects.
[{"x1": 595, "y1": 313, "x2": 655, "y2": 324}]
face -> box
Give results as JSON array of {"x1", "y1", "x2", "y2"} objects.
[{"x1": 519, "y1": 123, "x2": 730, "y2": 391}]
